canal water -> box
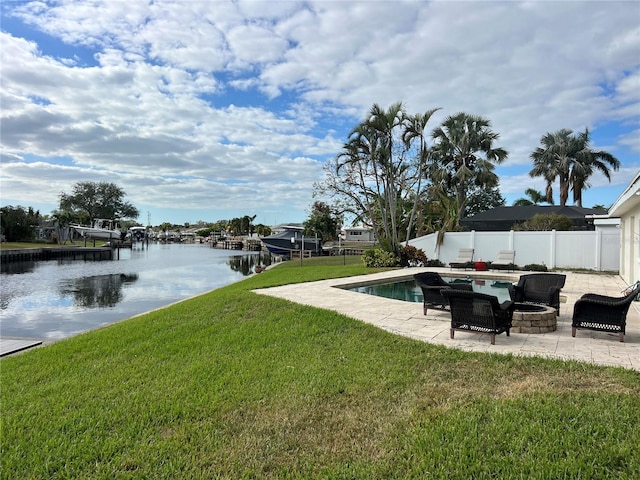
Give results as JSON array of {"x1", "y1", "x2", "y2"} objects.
[{"x1": 0, "y1": 243, "x2": 268, "y2": 340}]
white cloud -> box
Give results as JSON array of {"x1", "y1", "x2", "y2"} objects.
[{"x1": 1, "y1": 0, "x2": 638, "y2": 223}]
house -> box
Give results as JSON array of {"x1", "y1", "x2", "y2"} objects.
[
  {"x1": 608, "y1": 171, "x2": 640, "y2": 285},
  {"x1": 342, "y1": 225, "x2": 375, "y2": 243},
  {"x1": 459, "y1": 205, "x2": 605, "y2": 232}
]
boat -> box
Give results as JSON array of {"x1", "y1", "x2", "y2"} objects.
[
  {"x1": 71, "y1": 219, "x2": 123, "y2": 240},
  {"x1": 261, "y1": 228, "x2": 322, "y2": 256},
  {"x1": 128, "y1": 226, "x2": 147, "y2": 242}
]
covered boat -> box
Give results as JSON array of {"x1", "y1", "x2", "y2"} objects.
[{"x1": 261, "y1": 228, "x2": 321, "y2": 256}]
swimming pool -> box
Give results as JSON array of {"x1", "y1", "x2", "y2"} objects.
[{"x1": 346, "y1": 277, "x2": 513, "y2": 303}]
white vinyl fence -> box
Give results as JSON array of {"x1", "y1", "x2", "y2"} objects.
[{"x1": 408, "y1": 229, "x2": 620, "y2": 271}]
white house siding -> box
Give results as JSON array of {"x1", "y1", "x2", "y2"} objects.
[
  {"x1": 343, "y1": 227, "x2": 375, "y2": 242},
  {"x1": 608, "y1": 171, "x2": 640, "y2": 285}
]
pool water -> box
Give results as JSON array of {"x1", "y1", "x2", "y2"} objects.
[{"x1": 347, "y1": 277, "x2": 512, "y2": 303}]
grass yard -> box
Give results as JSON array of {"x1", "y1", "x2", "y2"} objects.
[
  {"x1": 1, "y1": 257, "x2": 639, "y2": 479},
  {"x1": 0, "y1": 240, "x2": 108, "y2": 249}
]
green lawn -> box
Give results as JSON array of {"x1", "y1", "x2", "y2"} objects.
[
  {"x1": 0, "y1": 240, "x2": 108, "y2": 249},
  {"x1": 2, "y1": 257, "x2": 639, "y2": 479}
]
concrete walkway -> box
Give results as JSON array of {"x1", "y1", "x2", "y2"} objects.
[{"x1": 254, "y1": 268, "x2": 640, "y2": 372}]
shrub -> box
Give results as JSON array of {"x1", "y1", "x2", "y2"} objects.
[
  {"x1": 523, "y1": 263, "x2": 548, "y2": 272},
  {"x1": 513, "y1": 213, "x2": 574, "y2": 231},
  {"x1": 425, "y1": 259, "x2": 445, "y2": 267},
  {"x1": 362, "y1": 248, "x2": 399, "y2": 268},
  {"x1": 399, "y1": 245, "x2": 428, "y2": 267}
]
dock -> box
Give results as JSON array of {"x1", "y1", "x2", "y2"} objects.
[
  {"x1": 0, "y1": 338, "x2": 43, "y2": 357},
  {"x1": 0, "y1": 247, "x2": 114, "y2": 263},
  {"x1": 212, "y1": 238, "x2": 263, "y2": 251}
]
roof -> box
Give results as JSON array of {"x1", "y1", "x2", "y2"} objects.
[
  {"x1": 460, "y1": 205, "x2": 605, "y2": 231},
  {"x1": 608, "y1": 170, "x2": 640, "y2": 218},
  {"x1": 344, "y1": 225, "x2": 372, "y2": 231}
]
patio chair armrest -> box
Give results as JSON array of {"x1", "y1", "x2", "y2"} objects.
[
  {"x1": 498, "y1": 300, "x2": 515, "y2": 313},
  {"x1": 548, "y1": 286, "x2": 562, "y2": 295},
  {"x1": 579, "y1": 293, "x2": 617, "y2": 304},
  {"x1": 508, "y1": 285, "x2": 523, "y2": 302},
  {"x1": 548, "y1": 286, "x2": 562, "y2": 302}
]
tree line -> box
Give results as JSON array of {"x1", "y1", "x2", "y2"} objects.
[
  {"x1": 315, "y1": 102, "x2": 620, "y2": 255},
  {"x1": 0, "y1": 182, "x2": 273, "y2": 242}
]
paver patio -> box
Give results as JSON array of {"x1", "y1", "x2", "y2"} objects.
[{"x1": 255, "y1": 268, "x2": 640, "y2": 371}]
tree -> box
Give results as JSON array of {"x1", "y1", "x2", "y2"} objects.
[
  {"x1": 401, "y1": 108, "x2": 442, "y2": 242},
  {"x1": 512, "y1": 213, "x2": 574, "y2": 231},
  {"x1": 0, "y1": 205, "x2": 40, "y2": 242},
  {"x1": 465, "y1": 185, "x2": 506, "y2": 216},
  {"x1": 304, "y1": 201, "x2": 341, "y2": 242},
  {"x1": 415, "y1": 183, "x2": 504, "y2": 242},
  {"x1": 254, "y1": 224, "x2": 272, "y2": 237},
  {"x1": 228, "y1": 215, "x2": 256, "y2": 236},
  {"x1": 430, "y1": 113, "x2": 508, "y2": 225},
  {"x1": 316, "y1": 102, "x2": 439, "y2": 255},
  {"x1": 529, "y1": 128, "x2": 620, "y2": 207},
  {"x1": 59, "y1": 181, "x2": 139, "y2": 224},
  {"x1": 513, "y1": 188, "x2": 554, "y2": 206}
]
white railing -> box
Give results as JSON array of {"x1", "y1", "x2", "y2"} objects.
[{"x1": 408, "y1": 229, "x2": 620, "y2": 271}]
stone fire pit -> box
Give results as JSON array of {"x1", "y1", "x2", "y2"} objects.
[{"x1": 512, "y1": 303, "x2": 557, "y2": 333}]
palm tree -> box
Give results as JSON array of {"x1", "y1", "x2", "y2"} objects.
[
  {"x1": 570, "y1": 129, "x2": 620, "y2": 207},
  {"x1": 402, "y1": 107, "x2": 441, "y2": 243},
  {"x1": 337, "y1": 102, "x2": 406, "y2": 253},
  {"x1": 513, "y1": 188, "x2": 554, "y2": 206},
  {"x1": 430, "y1": 112, "x2": 508, "y2": 225},
  {"x1": 530, "y1": 128, "x2": 620, "y2": 207},
  {"x1": 332, "y1": 102, "x2": 442, "y2": 255}
]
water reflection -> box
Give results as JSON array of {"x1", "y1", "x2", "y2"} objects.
[
  {"x1": 59, "y1": 273, "x2": 139, "y2": 308},
  {"x1": 227, "y1": 252, "x2": 271, "y2": 275},
  {"x1": 347, "y1": 278, "x2": 511, "y2": 303},
  {"x1": 0, "y1": 244, "x2": 267, "y2": 340},
  {"x1": 1, "y1": 261, "x2": 37, "y2": 275}
]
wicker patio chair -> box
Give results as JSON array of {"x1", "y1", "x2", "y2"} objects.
[
  {"x1": 413, "y1": 272, "x2": 473, "y2": 315},
  {"x1": 449, "y1": 248, "x2": 474, "y2": 270},
  {"x1": 508, "y1": 273, "x2": 566, "y2": 315},
  {"x1": 571, "y1": 283, "x2": 640, "y2": 342},
  {"x1": 441, "y1": 289, "x2": 515, "y2": 345}
]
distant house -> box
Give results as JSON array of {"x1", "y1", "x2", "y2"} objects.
[
  {"x1": 608, "y1": 171, "x2": 640, "y2": 285},
  {"x1": 460, "y1": 205, "x2": 605, "y2": 232},
  {"x1": 342, "y1": 225, "x2": 375, "y2": 243}
]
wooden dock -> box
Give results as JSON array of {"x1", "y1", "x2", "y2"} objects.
[
  {"x1": 212, "y1": 238, "x2": 263, "y2": 251},
  {"x1": 0, "y1": 338, "x2": 43, "y2": 357}
]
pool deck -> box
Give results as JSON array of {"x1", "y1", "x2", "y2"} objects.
[{"x1": 254, "y1": 268, "x2": 640, "y2": 372}]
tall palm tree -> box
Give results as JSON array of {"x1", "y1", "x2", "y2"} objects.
[
  {"x1": 337, "y1": 102, "x2": 406, "y2": 252},
  {"x1": 430, "y1": 112, "x2": 508, "y2": 225},
  {"x1": 570, "y1": 129, "x2": 620, "y2": 207},
  {"x1": 366, "y1": 102, "x2": 406, "y2": 252},
  {"x1": 530, "y1": 128, "x2": 620, "y2": 207},
  {"x1": 402, "y1": 107, "x2": 441, "y2": 243}
]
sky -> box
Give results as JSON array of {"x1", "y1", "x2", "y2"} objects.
[{"x1": 1, "y1": 0, "x2": 639, "y2": 228}]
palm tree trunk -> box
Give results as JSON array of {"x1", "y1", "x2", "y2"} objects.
[
  {"x1": 456, "y1": 182, "x2": 466, "y2": 226},
  {"x1": 559, "y1": 173, "x2": 570, "y2": 206}
]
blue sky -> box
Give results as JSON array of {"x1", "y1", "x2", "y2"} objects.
[{"x1": 1, "y1": 0, "x2": 638, "y2": 227}]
